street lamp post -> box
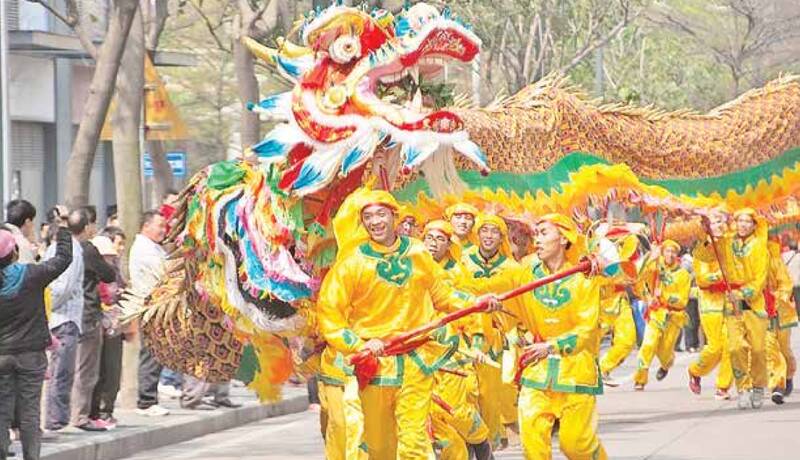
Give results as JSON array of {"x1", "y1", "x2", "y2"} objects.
[{"x1": 0, "y1": 0, "x2": 12, "y2": 207}]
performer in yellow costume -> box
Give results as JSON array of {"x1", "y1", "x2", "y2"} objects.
[
  {"x1": 713, "y1": 208, "x2": 770, "y2": 409},
  {"x1": 460, "y1": 214, "x2": 520, "y2": 449},
  {"x1": 764, "y1": 240, "x2": 798, "y2": 405},
  {"x1": 317, "y1": 188, "x2": 500, "y2": 459},
  {"x1": 484, "y1": 213, "x2": 607, "y2": 460},
  {"x1": 446, "y1": 203, "x2": 479, "y2": 249},
  {"x1": 308, "y1": 302, "x2": 368, "y2": 460},
  {"x1": 687, "y1": 230, "x2": 734, "y2": 400},
  {"x1": 422, "y1": 220, "x2": 493, "y2": 460},
  {"x1": 598, "y1": 282, "x2": 636, "y2": 387},
  {"x1": 633, "y1": 240, "x2": 691, "y2": 390}
]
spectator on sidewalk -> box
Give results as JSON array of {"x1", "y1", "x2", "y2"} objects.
[
  {"x1": 129, "y1": 211, "x2": 169, "y2": 417},
  {"x1": 5, "y1": 200, "x2": 37, "y2": 264},
  {"x1": 44, "y1": 210, "x2": 87, "y2": 431},
  {"x1": 158, "y1": 369, "x2": 183, "y2": 398},
  {"x1": 89, "y1": 229, "x2": 126, "y2": 426},
  {"x1": 179, "y1": 378, "x2": 241, "y2": 410},
  {"x1": 70, "y1": 209, "x2": 116, "y2": 432},
  {"x1": 0, "y1": 219, "x2": 73, "y2": 460}
]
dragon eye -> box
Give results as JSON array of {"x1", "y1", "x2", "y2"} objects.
[{"x1": 329, "y1": 35, "x2": 361, "y2": 64}]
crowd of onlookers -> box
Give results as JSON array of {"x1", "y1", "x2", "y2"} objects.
[{"x1": 0, "y1": 192, "x2": 241, "y2": 460}]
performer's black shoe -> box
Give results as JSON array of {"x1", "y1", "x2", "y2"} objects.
[
  {"x1": 771, "y1": 389, "x2": 785, "y2": 405},
  {"x1": 656, "y1": 367, "x2": 669, "y2": 381},
  {"x1": 468, "y1": 441, "x2": 495, "y2": 460}
]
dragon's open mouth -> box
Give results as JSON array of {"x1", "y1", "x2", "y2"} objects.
[{"x1": 350, "y1": 17, "x2": 481, "y2": 134}]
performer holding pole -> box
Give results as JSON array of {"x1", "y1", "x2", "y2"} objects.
[
  {"x1": 316, "y1": 188, "x2": 501, "y2": 459},
  {"x1": 633, "y1": 240, "x2": 692, "y2": 391},
  {"x1": 421, "y1": 220, "x2": 493, "y2": 459},
  {"x1": 478, "y1": 213, "x2": 608, "y2": 460},
  {"x1": 717, "y1": 209, "x2": 771, "y2": 409},
  {"x1": 460, "y1": 214, "x2": 520, "y2": 449},
  {"x1": 688, "y1": 210, "x2": 735, "y2": 399}
]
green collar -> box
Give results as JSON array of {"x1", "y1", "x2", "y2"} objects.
[
  {"x1": 360, "y1": 235, "x2": 410, "y2": 260},
  {"x1": 360, "y1": 236, "x2": 413, "y2": 287},
  {"x1": 469, "y1": 251, "x2": 507, "y2": 278}
]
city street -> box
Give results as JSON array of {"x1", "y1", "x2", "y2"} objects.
[{"x1": 118, "y1": 333, "x2": 800, "y2": 460}]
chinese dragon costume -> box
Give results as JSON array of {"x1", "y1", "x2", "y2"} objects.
[{"x1": 121, "y1": 1, "x2": 800, "y2": 401}]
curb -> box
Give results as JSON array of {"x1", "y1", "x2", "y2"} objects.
[{"x1": 41, "y1": 395, "x2": 308, "y2": 460}]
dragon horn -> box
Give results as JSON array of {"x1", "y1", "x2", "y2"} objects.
[
  {"x1": 275, "y1": 37, "x2": 313, "y2": 58},
  {"x1": 241, "y1": 36, "x2": 278, "y2": 66}
]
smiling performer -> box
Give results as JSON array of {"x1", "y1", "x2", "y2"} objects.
[
  {"x1": 481, "y1": 213, "x2": 607, "y2": 459},
  {"x1": 422, "y1": 220, "x2": 493, "y2": 460},
  {"x1": 317, "y1": 188, "x2": 500, "y2": 459},
  {"x1": 460, "y1": 214, "x2": 520, "y2": 448},
  {"x1": 446, "y1": 203, "x2": 480, "y2": 250},
  {"x1": 633, "y1": 240, "x2": 691, "y2": 391},
  {"x1": 714, "y1": 208, "x2": 771, "y2": 409}
]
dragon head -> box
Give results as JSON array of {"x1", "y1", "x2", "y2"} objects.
[{"x1": 244, "y1": 2, "x2": 488, "y2": 195}]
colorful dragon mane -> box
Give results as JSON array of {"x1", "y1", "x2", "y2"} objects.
[{"x1": 128, "y1": 2, "x2": 800, "y2": 401}]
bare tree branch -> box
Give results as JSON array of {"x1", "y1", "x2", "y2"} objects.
[
  {"x1": 189, "y1": 0, "x2": 233, "y2": 53},
  {"x1": 560, "y1": 7, "x2": 637, "y2": 75}
]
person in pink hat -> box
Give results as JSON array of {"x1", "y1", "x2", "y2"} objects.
[{"x1": 0, "y1": 216, "x2": 73, "y2": 460}]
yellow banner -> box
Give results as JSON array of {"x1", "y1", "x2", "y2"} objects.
[{"x1": 100, "y1": 54, "x2": 189, "y2": 141}]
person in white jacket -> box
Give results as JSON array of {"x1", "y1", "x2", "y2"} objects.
[{"x1": 128, "y1": 211, "x2": 168, "y2": 417}]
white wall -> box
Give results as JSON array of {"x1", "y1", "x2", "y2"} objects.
[
  {"x1": 18, "y1": 1, "x2": 49, "y2": 31},
  {"x1": 8, "y1": 55, "x2": 54, "y2": 122}
]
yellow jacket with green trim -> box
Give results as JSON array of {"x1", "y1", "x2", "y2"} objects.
[
  {"x1": 486, "y1": 258, "x2": 604, "y2": 395},
  {"x1": 635, "y1": 258, "x2": 691, "y2": 330},
  {"x1": 600, "y1": 284, "x2": 630, "y2": 321},
  {"x1": 719, "y1": 230, "x2": 769, "y2": 316},
  {"x1": 635, "y1": 259, "x2": 691, "y2": 310},
  {"x1": 460, "y1": 246, "x2": 520, "y2": 360},
  {"x1": 316, "y1": 236, "x2": 474, "y2": 386},
  {"x1": 692, "y1": 243, "x2": 728, "y2": 315},
  {"x1": 767, "y1": 242, "x2": 798, "y2": 329}
]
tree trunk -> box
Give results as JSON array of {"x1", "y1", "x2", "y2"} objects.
[
  {"x1": 112, "y1": 7, "x2": 145, "y2": 410},
  {"x1": 149, "y1": 140, "x2": 173, "y2": 203},
  {"x1": 234, "y1": 15, "x2": 261, "y2": 150},
  {"x1": 64, "y1": 0, "x2": 139, "y2": 208}
]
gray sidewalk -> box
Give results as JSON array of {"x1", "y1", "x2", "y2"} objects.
[{"x1": 7, "y1": 384, "x2": 309, "y2": 460}]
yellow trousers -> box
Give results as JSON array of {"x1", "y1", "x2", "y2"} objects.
[
  {"x1": 518, "y1": 388, "x2": 607, "y2": 460},
  {"x1": 634, "y1": 312, "x2": 685, "y2": 386},
  {"x1": 767, "y1": 327, "x2": 796, "y2": 391},
  {"x1": 688, "y1": 312, "x2": 733, "y2": 390},
  {"x1": 432, "y1": 368, "x2": 488, "y2": 460},
  {"x1": 359, "y1": 362, "x2": 435, "y2": 460},
  {"x1": 501, "y1": 382, "x2": 519, "y2": 426},
  {"x1": 599, "y1": 304, "x2": 636, "y2": 375},
  {"x1": 476, "y1": 361, "x2": 504, "y2": 446},
  {"x1": 727, "y1": 311, "x2": 769, "y2": 390},
  {"x1": 318, "y1": 379, "x2": 367, "y2": 460}
]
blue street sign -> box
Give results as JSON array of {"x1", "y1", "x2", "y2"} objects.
[{"x1": 143, "y1": 151, "x2": 187, "y2": 178}]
